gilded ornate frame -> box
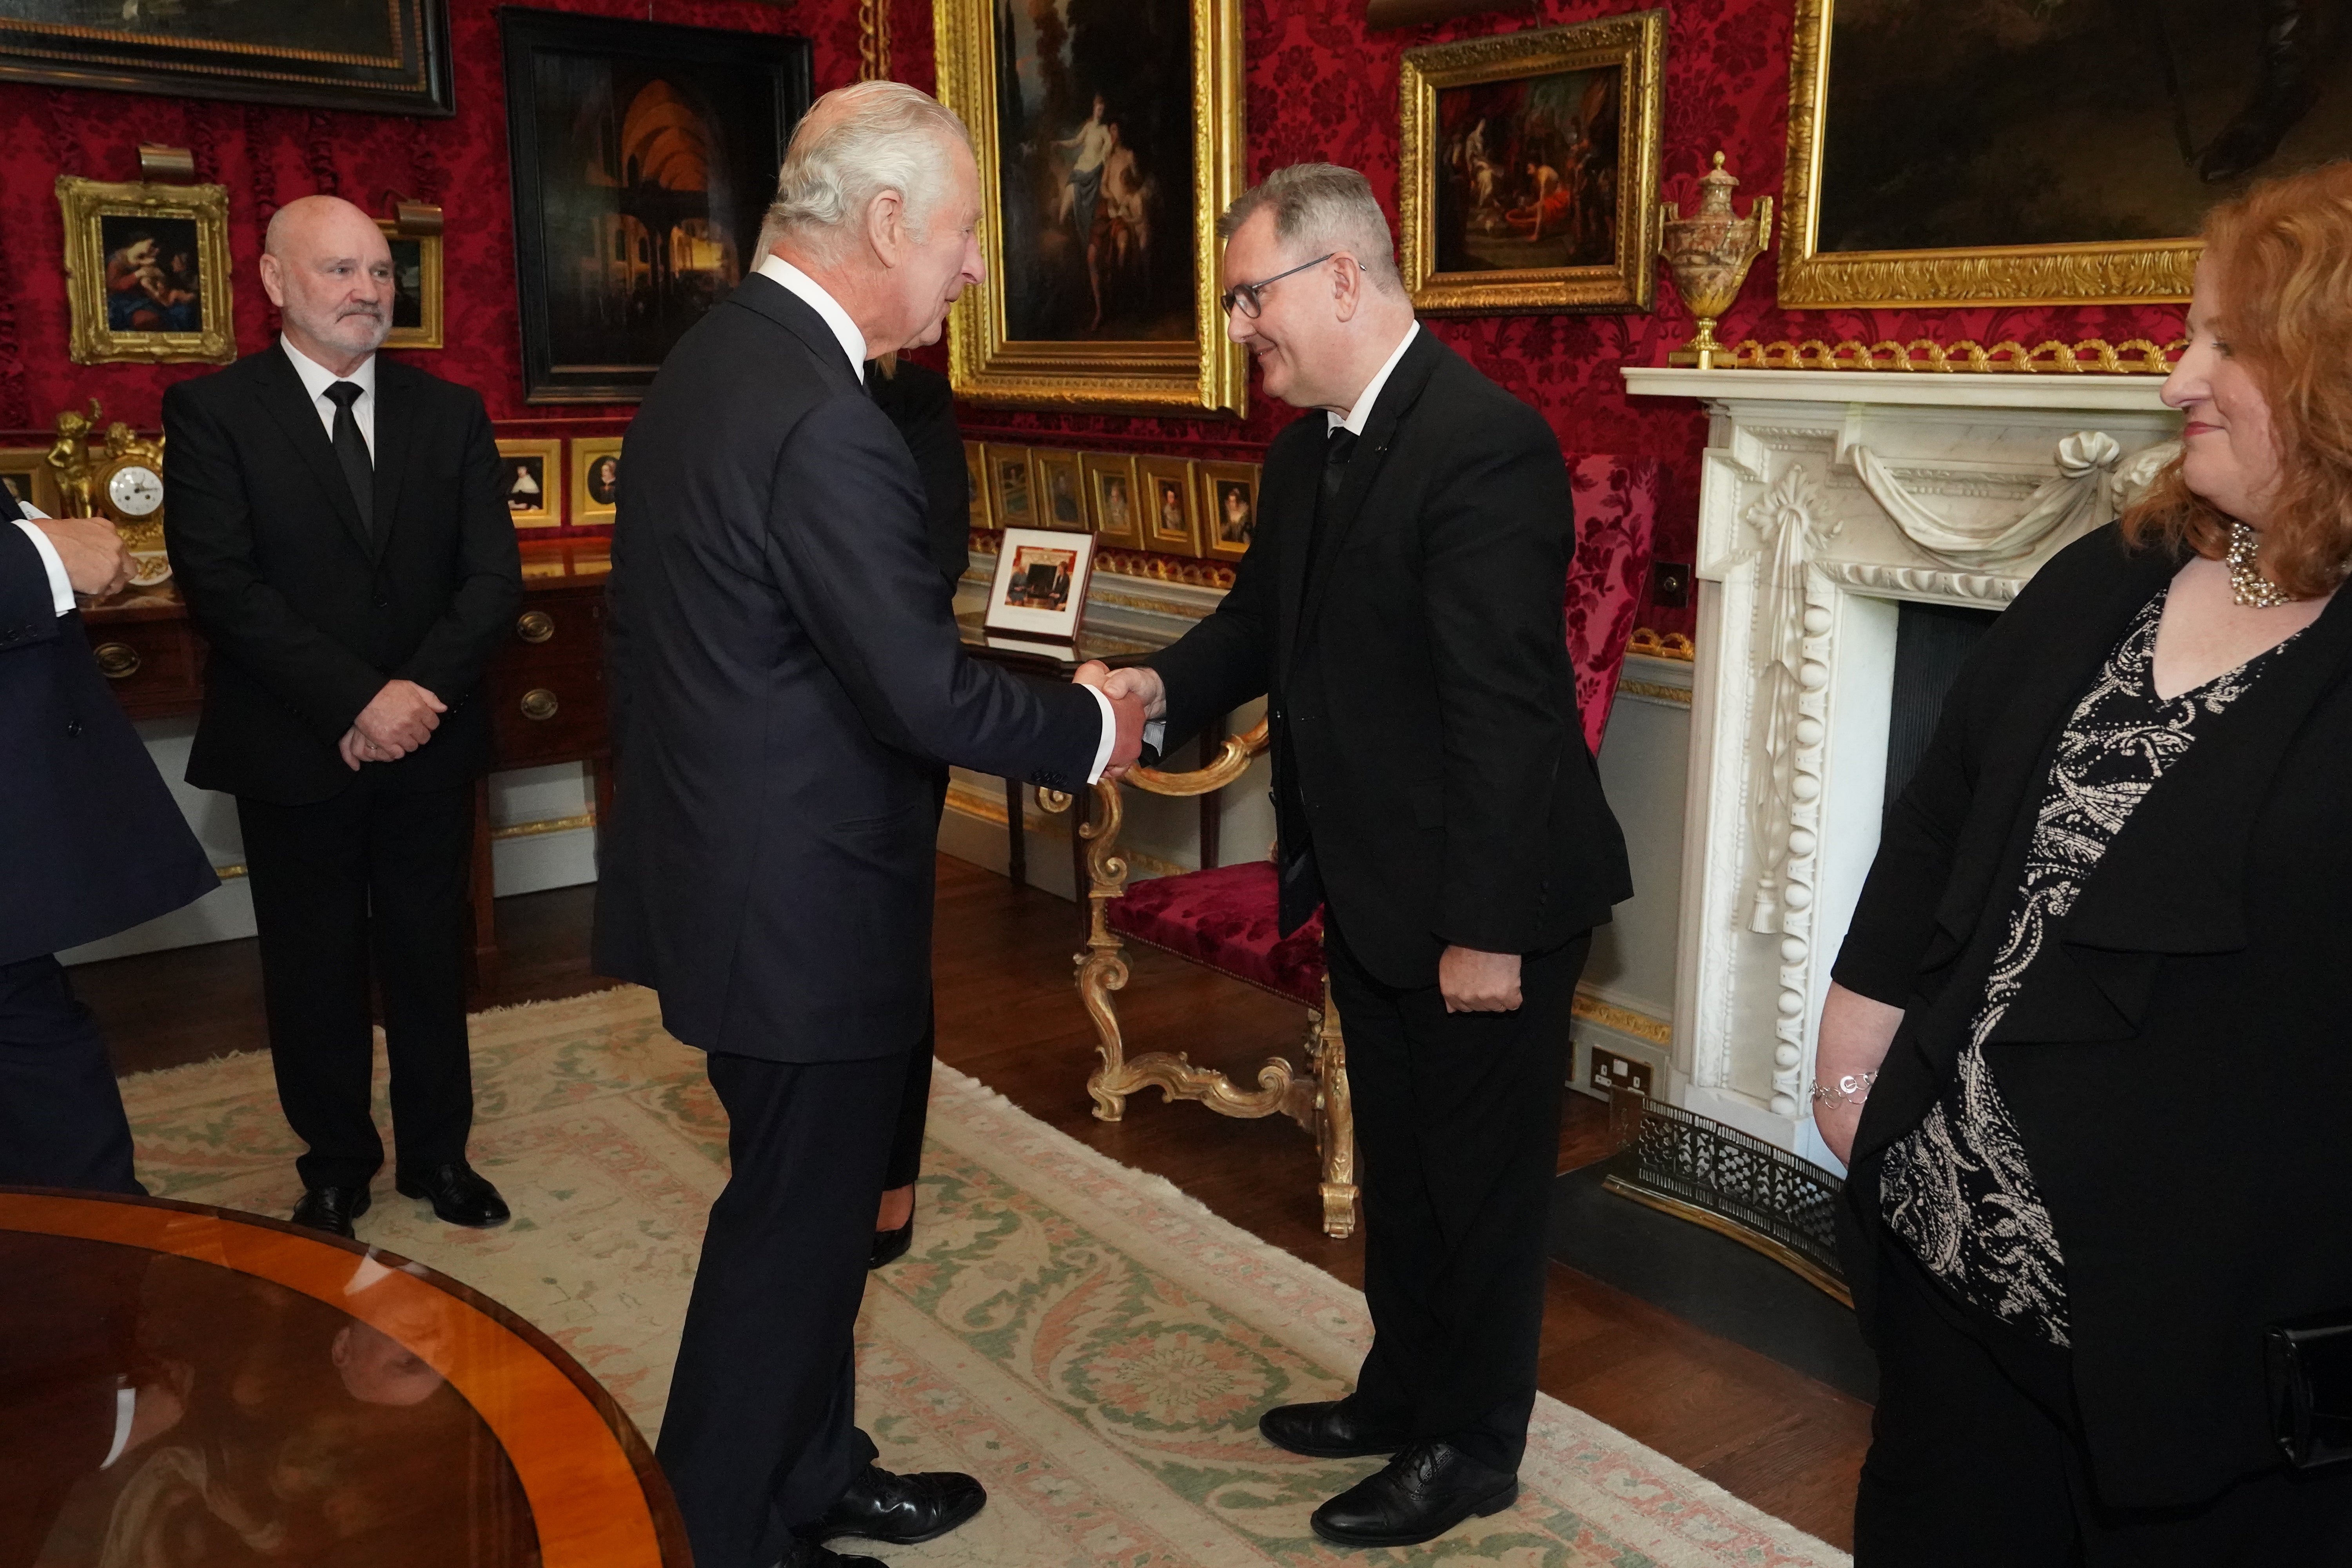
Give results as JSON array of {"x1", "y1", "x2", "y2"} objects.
[
  {"x1": 1397, "y1": 11, "x2": 1665, "y2": 315},
  {"x1": 932, "y1": 0, "x2": 1248, "y2": 416},
  {"x1": 1776, "y1": 0, "x2": 2198, "y2": 310},
  {"x1": 376, "y1": 220, "x2": 444, "y2": 352},
  {"x1": 57, "y1": 177, "x2": 236, "y2": 367}
]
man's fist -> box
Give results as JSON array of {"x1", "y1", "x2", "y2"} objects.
[
  {"x1": 1105, "y1": 687, "x2": 1148, "y2": 777},
  {"x1": 34, "y1": 517, "x2": 132, "y2": 600},
  {"x1": 1439, "y1": 945, "x2": 1523, "y2": 1013},
  {"x1": 354, "y1": 679, "x2": 446, "y2": 757}
]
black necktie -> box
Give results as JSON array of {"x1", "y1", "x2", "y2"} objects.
[
  {"x1": 324, "y1": 381, "x2": 374, "y2": 539},
  {"x1": 1304, "y1": 425, "x2": 1359, "y2": 587}
]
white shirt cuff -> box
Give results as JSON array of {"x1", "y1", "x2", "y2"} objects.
[
  {"x1": 1142, "y1": 719, "x2": 1166, "y2": 755},
  {"x1": 11, "y1": 515, "x2": 73, "y2": 615},
  {"x1": 1082, "y1": 682, "x2": 1118, "y2": 784}
]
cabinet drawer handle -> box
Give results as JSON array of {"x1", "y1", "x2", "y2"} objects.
[
  {"x1": 516, "y1": 610, "x2": 555, "y2": 644},
  {"x1": 519, "y1": 688, "x2": 559, "y2": 722},
  {"x1": 93, "y1": 642, "x2": 141, "y2": 680}
]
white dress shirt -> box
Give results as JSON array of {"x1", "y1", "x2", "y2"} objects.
[
  {"x1": 11, "y1": 501, "x2": 72, "y2": 615},
  {"x1": 1328, "y1": 320, "x2": 1420, "y2": 436},
  {"x1": 282, "y1": 336, "x2": 378, "y2": 456},
  {"x1": 753, "y1": 251, "x2": 1121, "y2": 780}
]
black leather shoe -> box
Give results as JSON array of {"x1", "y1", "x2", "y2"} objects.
[
  {"x1": 805, "y1": 1465, "x2": 985, "y2": 1546},
  {"x1": 290, "y1": 1183, "x2": 371, "y2": 1239},
  {"x1": 777, "y1": 1539, "x2": 884, "y2": 1568},
  {"x1": 1310, "y1": 1441, "x2": 1519, "y2": 1549},
  {"x1": 869, "y1": 1218, "x2": 913, "y2": 1270},
  {"x1": 394, "y1": 1161, "x2": 510, "y2": 1227},
  {"x1": 1259, "y1": 1398, "x2": 1410, "y2": 1459}
]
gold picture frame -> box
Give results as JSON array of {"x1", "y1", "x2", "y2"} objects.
[
  {"x1": 495, "y1": 438, "x2": 564, "y2": 529},
  {"x1": 1082, "y1": 452, "x2": 1142, "y2": 550},
  {"x1": 1397, "y1": 11, "x2": 1666, "y2": 314},
  {"x1": 572, "y1": 436, "x2": 623, "y2": 527},
  {"x1": 1137, "y1": 456, "x2": 1201, "y2": 558},
  {"x1": 1029, "y1": 448, "x2": 1089, "y2": 532},
  {"x1": 1777, "y1": 0, "x2": 2198, "y2": 309},
  {"x1": 0, "y1": 448, "x2": 61, "y2": 519},
  {"x1": 932, "y1": 0, "x2": 1247, "y2": 416},
  {"x1": 376, "y1": 220, "x2": 445, "y2": 350},
  {"x1": 1196, "y1": 459, "x2": 1258, "y2": 562},
  {"x1": 986, "y1": 444, "x2": 1038, "y2": 530},
  {"x1": 963, "y1": 440, "x2": 994, "y2": 530},
  {"x1": 57, "y1": 176, "x2": 236, "y2": 366}
]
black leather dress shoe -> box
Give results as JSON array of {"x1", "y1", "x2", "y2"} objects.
[
  {"x1": 1259, "y1": 1397, "x2": 1411, "y2": 1458},
  {"x1": 777, "y1": 1539, "x2": 883, "y2": 1568},
  {"x1": 869, "y1": 1218, "x2": 913, "y2": 1270},
  {"x1": 805, "y1": 1464, "x2": 986, "y2": 1546},
  {"x1": 1310, "y1": 1441, "x2": 1519, "y2": 1549},
  {"x1": 289, "y1": 1183, "x2": 371, "y2": 1239},
  {"x1": 394, "y1": 1161, "x2": 511, "y2": 1227}
]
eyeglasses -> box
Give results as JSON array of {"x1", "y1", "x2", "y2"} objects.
[{"x1": 1219, "y1": 252, "x2": 1337, "y2": 319}]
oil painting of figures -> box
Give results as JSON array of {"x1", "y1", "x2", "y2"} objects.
[{"x1": 1434, "y1": 67, "x2": 1621, "y2": 274}]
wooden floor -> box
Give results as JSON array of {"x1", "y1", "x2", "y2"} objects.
[{"x1": 76, "y1": 856, "x2": 1868, "y2": 1549}]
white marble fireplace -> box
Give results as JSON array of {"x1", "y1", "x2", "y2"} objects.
[{"x1": 1621, "y1": 368, "x2": 2181, "y2": 1165}]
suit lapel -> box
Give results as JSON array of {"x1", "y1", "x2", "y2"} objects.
[
  {"x1": 368, "y1": 363, "x2": 412, "y2": 565},
  {"x1": 251, "y1": 347, "x2": 371, "y2": 558},
  {"x1": 728, "y1": 273, "x2": 865, "y2": 395},
  {"x1": 1291, "y1": 329, "x2": 1443, "y2": 655},
  {"x1": 1266, "y1": 423, "x2": 1321, "y2": 684}
]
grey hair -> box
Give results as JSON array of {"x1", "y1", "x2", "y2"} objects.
[
  {"x1": 758, "y1": 81, "x2": 972, "y2": 263},
  {"x1": 1217, "y1": 163, "x2": 1404, "y2": 297}
]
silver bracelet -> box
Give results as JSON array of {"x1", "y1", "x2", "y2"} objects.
[{"x1": 1809, "y1": 1071, "x2": 1877, "y2": 1108}]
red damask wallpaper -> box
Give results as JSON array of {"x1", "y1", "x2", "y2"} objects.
[{"x1": 0, "y1": 0, "x2": 2190, "y2": 631}]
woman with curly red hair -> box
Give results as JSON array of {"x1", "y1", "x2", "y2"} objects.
[{"x1": 1813, "y1": 160, "x2": 2352, "y2": 1563}]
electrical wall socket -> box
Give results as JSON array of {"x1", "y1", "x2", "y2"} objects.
[{"x1": 1589, "y1": 1047, "x2": 1653, "y2": 1098}]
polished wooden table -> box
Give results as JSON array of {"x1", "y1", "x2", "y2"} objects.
[{"x1": 0, "y1": 1188, "x2": 686, "y2": 1567}]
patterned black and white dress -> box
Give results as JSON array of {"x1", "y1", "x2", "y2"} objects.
[{"x1": 1878, "y1": 589, "x2": 2304, "y2": 1347}]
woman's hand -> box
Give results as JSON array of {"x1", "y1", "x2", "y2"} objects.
[{"x1": 1814, "y1": 981, "x2": 1904, "y2": 1166}]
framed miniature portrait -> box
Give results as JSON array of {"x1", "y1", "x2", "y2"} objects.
[
  {"x1": 572, "y1": 436, "x2": 622, "y2": 527},
  {"x1": 377, "y1": 219, "x2": 444, "y2": 350},
  {"x1": 1029, "y1": 448, "x2": 1089, "y2": 532},
  {"x1": 987, "y1": 445, "x2": 1038, "y2": 530},
  {"x1": 1196, "y1": 459, "x2": 1259, "y2": 561},
  {"x1": 964, "y1": 439, "x2": 994, "y2": 530},
  {"x1": 495, "y1": 438, "x2": 564, "y2": 528},
  {"x1": 1082, "y1": 451, "x2": 1142, "y2": 550},
  {"x1": 1136, "y1": 455, "x2": 1200, "y2": 557},
  {"x1": 57, "y1": 176, "x2": 236, "y2": 365},
  {"x1": 0, "y1": 448, "x2": 61, "y2": 519},
  {"x1": 984, "y1": 525, "x2": 1098, "y2": 648}
]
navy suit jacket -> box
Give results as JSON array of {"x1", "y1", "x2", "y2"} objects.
[
  {"x1": 0, "y1": 497, "x2": 215, "y2": 965},
  {"x1": 592, "y1": 275, "x2": 1102, "y2": 1062}
]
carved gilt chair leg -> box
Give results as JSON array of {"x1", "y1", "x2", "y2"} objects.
[
  {"x1": 1049, "y1": 780, "x2": 1141, "y2": 1122},
  {"x1": 1311, "y1": 979, "x2": 1357, "y2": 1239}
]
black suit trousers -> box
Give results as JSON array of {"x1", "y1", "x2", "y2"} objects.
[
  {"x1": 236, "y1": 774, "x2": 475, "y2": 1189},
  {"x1": 657, "y1": 1049, "x2": 904, "y2": 1568},
  {"x1": 0, "y1": 955, "x2": 140, "y2": 1194},
  {"x1": 1327, "y1": 919, "x2": 1587, "y2": 1473}
]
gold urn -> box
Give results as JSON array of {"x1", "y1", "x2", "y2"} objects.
[{"x1": 1659, "y1": 152, "x2": 1773, "y2": 370}]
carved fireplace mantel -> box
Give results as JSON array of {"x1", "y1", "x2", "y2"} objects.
[{"x1": 1622, "y1": 367, "x2": 2179, "y2": 1159}]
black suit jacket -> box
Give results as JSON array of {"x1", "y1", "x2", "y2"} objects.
[
  {"x1": 1833, "y1": 523, "x2": 2352, "y2": 1508},
  {"x1": 867, "y1": 358, "x2": 969, "y2": 588},
  {"x1": 162, "y1": 347, "x2": 523, "y2": 804},
  {"x1": 1146, "y1": 328, "x2": 1629, "y2": 987},
  {"x1": 0, "y1": 504, "x2": 215, "y2": 965},
  {"x1": 592, "y1": 275, "x2": 1103, "y2": 1063}
]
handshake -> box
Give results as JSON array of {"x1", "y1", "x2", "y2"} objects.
[{"x1": 1072, "y1": 660, "x2": 1167, "y2": 783}]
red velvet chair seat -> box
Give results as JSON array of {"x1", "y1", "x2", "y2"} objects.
[{"x1": 1105, "y1": 860, "x2": 1327, "y2": 1007}]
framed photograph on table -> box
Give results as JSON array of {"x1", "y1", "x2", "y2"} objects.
[
  {"x1": 1196, "y1": 460, "x2": 1258, "y2": 561},
  {"x1": 496, "y1": 439, "x2": 564, "y2": 529},
  {"x1": 1396, "y1": 9, "x2": 1665, "y2": 314},
  {"x1": 377, "y1": 220, "x2": 443, "y2": 350},
  {"x1": 987, "y1": 445, "x2": 1037, "y2": 529},
  {"x1": 500, "y1": 9, "x2": 813, "y2": 402},
  {"x1": 1083, "y1": 452, "x2": 1142, "y2": 549},
  {"x1": 984, "y1": 526, "x2": 1098, "y2": 652},
  {"x1": 1137, "y1": 456, "x2": 1200, "y2": 557},
  {"x1": 57, "y1": 176, "x2": 236, "y2": 365},
  {"x1": 1030, "y1": 449, "x2": 1089, "y2": 532},
  {"x1": 572, "y1": 437, "x2": 623, "y2": 527},
  {"x1": 0, "y1": 448, "x2": 60, "y2": 518},
  {"x1": 964, "y1": 440, "x2": 994, "y2": 530}
]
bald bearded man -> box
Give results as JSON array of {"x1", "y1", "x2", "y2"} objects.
[{"x1": 165, "y1": 195, "x2": 521, "y2": 1239}]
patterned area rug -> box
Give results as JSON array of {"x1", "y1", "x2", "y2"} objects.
[{"x1": 120, "y1": 986, "x2": 1848, "y2": 1568}]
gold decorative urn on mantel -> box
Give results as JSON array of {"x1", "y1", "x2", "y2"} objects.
[{"x1": 1659, "y1": 152, "x2": 1773, "y2": 370}]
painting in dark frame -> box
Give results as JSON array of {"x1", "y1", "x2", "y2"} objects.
[
  {"x1": 0, "y1": 0, "x2": 453, "y2": 116},
  {"x1": 500, "y1": 9, "x2": 812, "y2": 404}
]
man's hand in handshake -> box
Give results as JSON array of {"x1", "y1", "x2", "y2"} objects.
[
  {"x1": 352, "y1": 679, "x2": 446, "y2": 761},
  {"x1": 35, "y1": 517, "x2": 132, "y2": 601},
  {"x1": 1073, "y1": 661, "x2": 1166, "y2": 781}
]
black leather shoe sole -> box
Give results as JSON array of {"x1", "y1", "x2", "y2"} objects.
[
  {"x1": 1310, "y1": 1478, "x2": 1519, "y2": 1549},
  {"x1": 1258, "y1": 1405, "x2": 1408, "y2": 1459},
  {"x1": 811, "y1": 1484, "x2": 985, "y2": 1546},
  {"x1": 869, "y1": 1219, "x2": 913, "y2": 1270}
]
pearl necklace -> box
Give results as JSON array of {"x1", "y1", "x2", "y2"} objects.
[{"x1": 2226, "y1": 522, "x2": 2296, "y2": 608}]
